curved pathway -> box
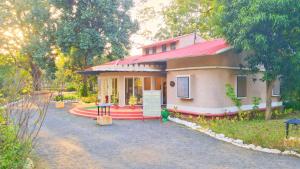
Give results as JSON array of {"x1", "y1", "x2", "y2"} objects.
[{"x1": 36, "y1": 103, "x2": 300, "y2": 169}]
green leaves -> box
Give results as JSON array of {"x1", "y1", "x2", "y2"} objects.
[
  {"x1": 215, "y1": 0, "x2": 300, "y2": 82},
  {"x1": 53, "y1": 0, "x2": 137, "y2": 68}
]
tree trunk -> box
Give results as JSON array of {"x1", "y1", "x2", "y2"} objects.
[
  {"x1": 265, "y1": 80, "x2": 274, "y2": 120},
  {"x1": 30, "y1": 62, "x2": 42, "y2": 91}
]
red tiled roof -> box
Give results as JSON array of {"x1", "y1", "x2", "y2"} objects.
[
  {"x1": 83, "y1": 38, "x2": 230, "y2": 72},
  {"x1": 108, "y1": 38, "x2": 229, "y2": 64}
]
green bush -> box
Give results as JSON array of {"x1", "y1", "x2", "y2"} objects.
[
  {"x1": 63, "y1": 94, "x2": 78, "y2": 100},
  {"x1": 0, "y1": 112, "x2": 31, "y2": 169},
  {"x1": 54, "y1": 94, "x2": 64, "y2": 102},
  {"x1": 79, "y1": 83, "x2": 88, "y2": 97},
  {"x1": 66, "y1": 85, "x2": 76, "y2": 92},
  {"x1": 81, "y1": 95, "x2": 97, "y2": 103},
  {"x1": 283, "y1": 100, "x2": 300, "y2": 111}
]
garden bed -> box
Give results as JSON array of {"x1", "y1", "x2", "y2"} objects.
[{"x1": 173, "y1": 111, "x2": 300, "y2": 154}]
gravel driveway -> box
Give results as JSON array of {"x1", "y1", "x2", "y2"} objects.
[{"x1": 36, "y1": 103, "x2": 300, "y2": 169}]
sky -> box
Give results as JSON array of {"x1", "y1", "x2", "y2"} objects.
[{"x1": 129, "y1": 0, "x2": 171, "y2": 56}]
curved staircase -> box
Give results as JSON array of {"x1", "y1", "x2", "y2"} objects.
[{"x1": 69, "y1": 106, "x2": 161, "y2": 120}]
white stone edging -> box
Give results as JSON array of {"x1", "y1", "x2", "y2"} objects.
[{"x1": 168, "y1": 116, "x2": 300, "y2": 158}]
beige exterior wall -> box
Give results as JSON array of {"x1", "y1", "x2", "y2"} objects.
[
  {"x1": 166, "y1": 52, "x2": 281, "y2": 114},
  {"x1": 97, "y1": 72, "x2": 165, "y2": 106}
]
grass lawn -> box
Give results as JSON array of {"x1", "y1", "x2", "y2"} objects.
[{"x1": 194, "y1": 112, "x2": 300, "y2": 153}]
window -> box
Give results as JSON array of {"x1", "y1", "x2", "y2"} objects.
[
  {"x1": 152, "y1": 47, "x2": 156, "y2": 54},
  {"x1": 145, "y1": 48, "x2": 149, "y2": 55},
  {"x1": 272, "y1": 79, "x2": 280, "y2": 96},
  {"x1": 162, "y1": 44, "x2": 167, "y2": 52},
  {"x1": 237, "y1": 76, "x2": 247, "y2": 98},
  {"x1": 170, "y1": 42, "x2": 176, "y2": 50},
  {"x1": 177, "y1": 76, "x2": 190, "y2": 98}
]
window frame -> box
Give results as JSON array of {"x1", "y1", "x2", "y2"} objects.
[
  {"x1": 170, "y1": 42, "x2": 176, "y2": 50},
  {"x1": 162, "y1": 44, "x2": 167, "y2": 52},
  {"x1": 236, "y1": 75, "x2": 247, "y2": 98},
  {"x1": 272, "y1": 80, "x2": 281, "y2": 96},
  {"x1": 145, "y1": 48, "x2": 149, "y2": 55},
  {"x1": 176, "y1": 75, "x2": 192, "y2": 99},
  {"x1": 152, "y1": 47, "x2": 156, "y2": 54}
]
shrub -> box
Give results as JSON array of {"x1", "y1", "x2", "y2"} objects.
[
  {"x1": 225, "y1": 84, "x2": 242, "y2": 110},
  {"x1": 54, "y1": 94, "x2": 64, "y2": 102},
  {"x1": 81, "y1": 95, "x2": 97, "y2": 103},
  {"x1": 63, "y1": 94, "x2": 78, "y2": 101},
  {"x1": 128, "y1": 95, "x2": 137, "y2": 106},
  {"x1": 65, "y1": 84, "x2": 76, "y2": 92},
  {"x1": 79, "y1": 83, "x2": 88, "y2": 97},
  {"x1": 0, "y1": 111, "x2": 31, "y2": 169}
]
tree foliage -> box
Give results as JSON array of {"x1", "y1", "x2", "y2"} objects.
[
  {"x1": 155, "y1": 0, "x2": 216, "y2": 40},
  {"x1": 214, "y1": 0, "x2": 300, "y2": 119},
  {"x1": 52, "y1": 0, "x2": 138, "y2": 68},
  {"x1": 0, "y1": 0, "x2": 55, "y2": 90}
]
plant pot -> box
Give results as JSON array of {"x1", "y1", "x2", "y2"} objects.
[
  {"x1": 130, "y1": 105, "x2": 135, "y2": 109},
  {"x1": 55, "y1": 101, "x2": 64, "y2": 108}
]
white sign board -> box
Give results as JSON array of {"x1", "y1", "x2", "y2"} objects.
[{"x1": 143, "y1": 90, "x2": 161, "y2": 117}]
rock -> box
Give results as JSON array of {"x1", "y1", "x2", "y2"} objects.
[
  {"x1": 216, "y1": 134, "x2": 225, "y2": 138},
  {"x1": 268, "y1": 149, "x2": 281, "y2": 154},
  {"x1": 24, "y1": 158, "x2": 34, "y2": 169},
  {"x1": 248, "y1": 144, "x2": 256, "y2": 150},
  {"x1": 234, "y1": 139, "x2": 243, "y2": 145}
]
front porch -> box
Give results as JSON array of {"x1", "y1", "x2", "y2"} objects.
[
  {"x1": 70, "y1": 104, "x2": 161, "y2": 120},
  {"x1": 98, "y1": 72, "x2": 167, "y2": 107}
]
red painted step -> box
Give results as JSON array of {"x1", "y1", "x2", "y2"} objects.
[{"x1": 69, "y1": 107, "x2": 160, "y2": 120}]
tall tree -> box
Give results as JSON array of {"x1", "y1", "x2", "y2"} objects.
[
  {"x1": 155, "y1": 0, "x2": 216, "y2": 40},
  {"x1": 0, "y1": 0, "x2": 55, "y2": 90},
  {"x1": 214, "y1": 0, "x2": 300, "y2": 120},
  {"x1": 52, "y1": 0, "x2": 137, "y2": 96}
]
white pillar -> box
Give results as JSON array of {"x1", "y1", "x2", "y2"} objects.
[{"x1": 118, "y1": 76, "x2": 126, "y2": 106}]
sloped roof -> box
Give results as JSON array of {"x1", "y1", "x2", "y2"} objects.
[{"x1": 82, "y1": 38, "x2": 230, "y2": 73}]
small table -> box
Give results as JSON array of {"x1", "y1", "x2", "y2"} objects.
[
  {"x1": 97, "y1": 103, "x2": 112, "y2": 116},
  {"x1": 284, "y1": 118, "x2": 300, "y2": 138}
]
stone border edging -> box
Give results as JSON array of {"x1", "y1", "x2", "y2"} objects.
[{"x1": 168, "y1": 117, "x2": 300, "y2": 158}]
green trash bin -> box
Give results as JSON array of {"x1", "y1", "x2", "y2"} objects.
[{"x1": 161, "y1": 108, "x2": 170, "y2": 123}]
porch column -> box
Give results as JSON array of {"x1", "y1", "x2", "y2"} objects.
[
  {"x1": 97, "y1": 75, "x2": 101, "y2": 101},
  {"x1": 119, "y1": 76, "x2": 126, "y2": 106},
  {"x1": 151, "y1": 77, "x2": 155, "y2": 90}
]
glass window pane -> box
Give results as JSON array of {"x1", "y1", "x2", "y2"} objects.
[
  {"x1": 134, "y1": 77, "x2": 143, "y2": 105},
  {"x1": 237, "y1": 76, "x2": 247, "y2": 97},
  {"x1": 177, "y1": 77, "x2": 189, "y2": 98},
  {"x1": 125, "y1": 78, "x2": 133, "y2": 105},
  {"x1": 272, "y1": 79, "x2": 280, "y2": 96}
]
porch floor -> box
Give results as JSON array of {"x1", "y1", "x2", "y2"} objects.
[{"x1": 69, "y1": 105, "x2": 161, "y2": 120}]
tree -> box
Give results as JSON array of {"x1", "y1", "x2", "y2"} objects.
[
  {"x1": 0, "y1": 0, "x2": 55, "y2": 90},
  {"x1": 52, "y1": 0, "x2": 138, "y2": 96},
  {"x1": 281, "y1": 53, "x2": 300, "y2": 110},
  {"x1": 155, "y1": 0, "x2": 216, "y2": 39},
  {"x1": 214, "y1": 0, "x2": 300, "y2": 120}
]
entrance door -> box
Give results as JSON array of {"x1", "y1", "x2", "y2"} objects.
[{"x1": 125, "y1": 77, "x2": 143, "y2": 105}]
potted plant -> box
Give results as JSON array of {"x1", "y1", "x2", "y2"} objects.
[
  {"x1": 128, "y1": 95, "x2": 137, "y2": 109},
  {"x1": 55, "y1": 94, "x2": 64, "y2": 108},
  {"x1": 111, "y1": 95, "x2": 119, "y2": 109}
]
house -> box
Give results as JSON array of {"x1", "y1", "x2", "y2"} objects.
[{"x1": 82, "y1": 33, "x2": 281, "y2": 116}]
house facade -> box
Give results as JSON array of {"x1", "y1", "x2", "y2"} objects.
[{"x1": 83, "y1": 33, "x2": 281, "y2": 116}]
